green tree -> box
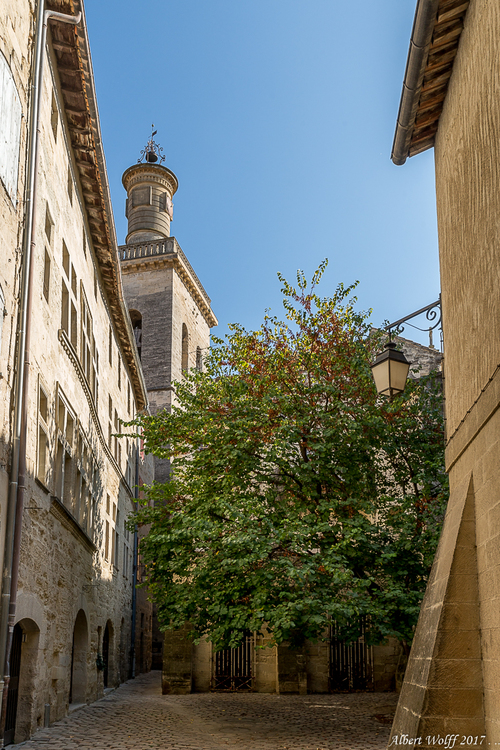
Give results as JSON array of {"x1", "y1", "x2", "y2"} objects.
[{"x1": 130, "y1": 262, "x2": 447, "y2": 651}]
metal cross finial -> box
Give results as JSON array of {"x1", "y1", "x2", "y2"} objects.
[{"x1": 138, "y1": 124, "x2": 165, "y2": 164}]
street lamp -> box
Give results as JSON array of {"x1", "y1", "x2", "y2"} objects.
[
  {"x1": 371, "y1": 341, "x2": 411, "y2": 398},
  {"x1": 371, "y1": 298, "x2": 441, "y2": 398}
]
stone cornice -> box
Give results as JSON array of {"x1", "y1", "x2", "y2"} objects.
[{"x1": 119, "y1": 238, "x2": 218, "y2": 329}]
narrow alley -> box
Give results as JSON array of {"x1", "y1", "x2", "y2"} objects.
[{"x1": 10, "y1": 672, "x2": 396, "y2": 750}]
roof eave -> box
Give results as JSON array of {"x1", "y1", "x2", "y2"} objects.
[
  {"x1": 47, "y1": 0, "x2": 150, "y2": 411},
  {"x1": 392, "y1": 0, "x2": 469, "y2": 166}
]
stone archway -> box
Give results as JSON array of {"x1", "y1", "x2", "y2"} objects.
[
  {"x1": 119, "y1": 617, "x2": 127, "y2": 684},
  {"x1": 102, "y1": 620, "x2": 115, "y2": 689},
  {"x1": 69, "y1": 610, "x2": 88, "y2": 705},
  {"x1": 4, "y1": 618, "x2": 40, "y2": 745}
]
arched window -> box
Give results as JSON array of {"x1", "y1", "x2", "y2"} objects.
[
  {"x1": 129, "y1": 310, "x2": 142, "y2": 359},
  {"x1": 181, "y1": 324, "x2": 189, "y2": 373}
]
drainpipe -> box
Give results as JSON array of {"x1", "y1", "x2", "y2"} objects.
[
  {"x1": 130, "y1": 435, "x2": 140, "y2": 679},
  {"x1": 0, "y1": 4, "x2": 81, "y2": 744},
  {"x1": 391, "y1": 0, "x2": 440, "y2": 165}
]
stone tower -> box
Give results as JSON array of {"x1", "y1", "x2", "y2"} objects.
[{"x1": 119, "y1": 134, "x2": 218, "y2": 483}]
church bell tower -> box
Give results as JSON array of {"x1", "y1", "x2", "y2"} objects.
[{"x1": 119, "y1": 130, "x2": 218, "y2": 482}]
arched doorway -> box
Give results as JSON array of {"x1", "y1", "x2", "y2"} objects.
[
  {"x1": 4, "y1": 624, "x2": 22, "y2": 745},
  {"x1": 69, "y1": 610, "x2": 88, "y2": 705},
  {"x1": 103, "y1": 623, "x2": 109, "y2": 688},
  {"x1": 102, "y1": 620, "x2": 114, "y2": 689},
  {"x1": 4, "y1": 619, "x2": 40, "y2": 746}
]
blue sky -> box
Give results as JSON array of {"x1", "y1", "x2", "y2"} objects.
[{"x1": 85, "y1": 0, "x2": 440, "y2": 347}]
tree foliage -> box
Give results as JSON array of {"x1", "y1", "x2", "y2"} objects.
[{"x1": 130, "y1": 262, "x2": 447, "y2": 650}]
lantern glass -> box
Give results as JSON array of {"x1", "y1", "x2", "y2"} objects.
[{"x1": 371, "y1": 342, "x2": 410, "y2": 397}]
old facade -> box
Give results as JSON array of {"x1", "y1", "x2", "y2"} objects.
[
  {"x1": 0, "y1": 0, "x2": 153, "y2": 745},
  {"x1": 118, "y1": 140, "x2": 219, "y2": 673},
  {"x1": 389, "y1": 0, "x2": 499, "y2": 744}
]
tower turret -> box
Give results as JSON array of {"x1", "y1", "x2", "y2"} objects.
[
  {"x1": 119, "y1": 128, "x2": 217, "y2": 440},
  {"x1": 122, "y1": 129, "x2": 178, "y2": 244}
]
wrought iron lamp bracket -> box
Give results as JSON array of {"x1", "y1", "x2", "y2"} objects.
[{"x1": 384, "y1": 297, "x2": 441, "y2": 345}]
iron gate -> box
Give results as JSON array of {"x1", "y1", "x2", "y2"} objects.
[
  {"x1": 329, "y1": 619, "x2": 374, "y2": 691},
  {"x1": 212, "y1": 634, "x2": 254, "y2": 691}
]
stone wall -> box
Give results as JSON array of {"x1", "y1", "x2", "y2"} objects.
[
  {"x1": 0, "y1": 0, "x2": 33, "y2": 605},
  {"x1": 389, "y1": 0, "x2": 500, "y2": 743},
  {"x1": 0, "y1": 2, "x2": 154, "y2": 743}
]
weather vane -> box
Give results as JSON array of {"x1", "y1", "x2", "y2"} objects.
[{"x1": 138, "y1": 124, "x2": 165, "y2": 164}]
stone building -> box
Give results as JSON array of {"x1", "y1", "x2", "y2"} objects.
[
  {"x1": 0, "y1": 0, "x2": 153, "y2": 744},
  {"x1": 389, "y1": 0, "x2": 499, "y2": 743},
  {"x1": 118, "y1": 138, "x2": 219, "y2": 671}
]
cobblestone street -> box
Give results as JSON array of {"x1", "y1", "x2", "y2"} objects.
[{"x1": 10, "y1": 671, "x2": 397, "y2": 750}]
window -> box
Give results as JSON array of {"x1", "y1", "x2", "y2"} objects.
[
  {"x1": 114, "y1": 409, "x2": 119, "y2": 462},
  {"x1": 0, "y1": 286, "x2": 5, "y2": 363},
  {"x1": 109, "y1": 325, "x2": 113, "y2": 366},
  {"x1": 105, "y1": 519, "x2": 110, "y2": 560},
  {"x1": 0, "y1": 50, "x2": 22, "y2": 203},
  {"x1": 182, "y1": 323, "x2": 188, "y2": 373},
  {"x1": 129, "y1": 310, "x2": 142, "y2": 359},
  {"x1": 127, "y1": 381, "x2": 131, "y2": 415},
  {"x1": 43, "y1": 250, "x2": 50, "y2": 302},
  {"x1": 111, "y1": 526, "x2": 115, "y2": 566},
  {"x1": 62, "y1": 240, "x2": 70, "y2": 277},
  {"x1": 108, "y1": 396, "x2": 113, "y2": 449},
  {"x1": 54, "y1": 392, "x2": 76, "y2": 512},
  {"x1": 60, "y1": 242, "x2": 78, "y2": 349},
  {"x1": 37, "y1": 384, "x2": 49, "y2": 486},
  {"x1": 61, "y1": 282, "x2": 69, "y2": 334},
  {"x1": 54, "y1": 393, "x2": 97, "y2": 536},
  {"x1": 67, "y1": 165, "x2": 73, "y2": 204},
  {"x1": 45, "y1": 204, "x2": 54, "y2": 245},
  {"x1": 81, "y1": 287, "x2": 98, "y2": 403},
  {"x1": 50, "y1": 89, "x2": 58, "y2": 140}
]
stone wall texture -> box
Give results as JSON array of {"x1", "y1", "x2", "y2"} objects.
[
  {"x1": 389, "y1": 0, "x2": 500, "y2": 744},
  {"x1": 0, "y1": 2, "x2": 154, "y2": 744}
]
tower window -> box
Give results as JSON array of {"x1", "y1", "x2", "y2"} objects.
[
  {"x1": 182, "y1": 324, "x2": 189, "y2": 373},
  {"x1": 130, "y1": 310, "x2": 142, "y2": 359}
]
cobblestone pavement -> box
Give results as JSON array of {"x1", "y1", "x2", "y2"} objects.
[{"x1": 11, "y1": 671, "x2": 397, "y2": 750}]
